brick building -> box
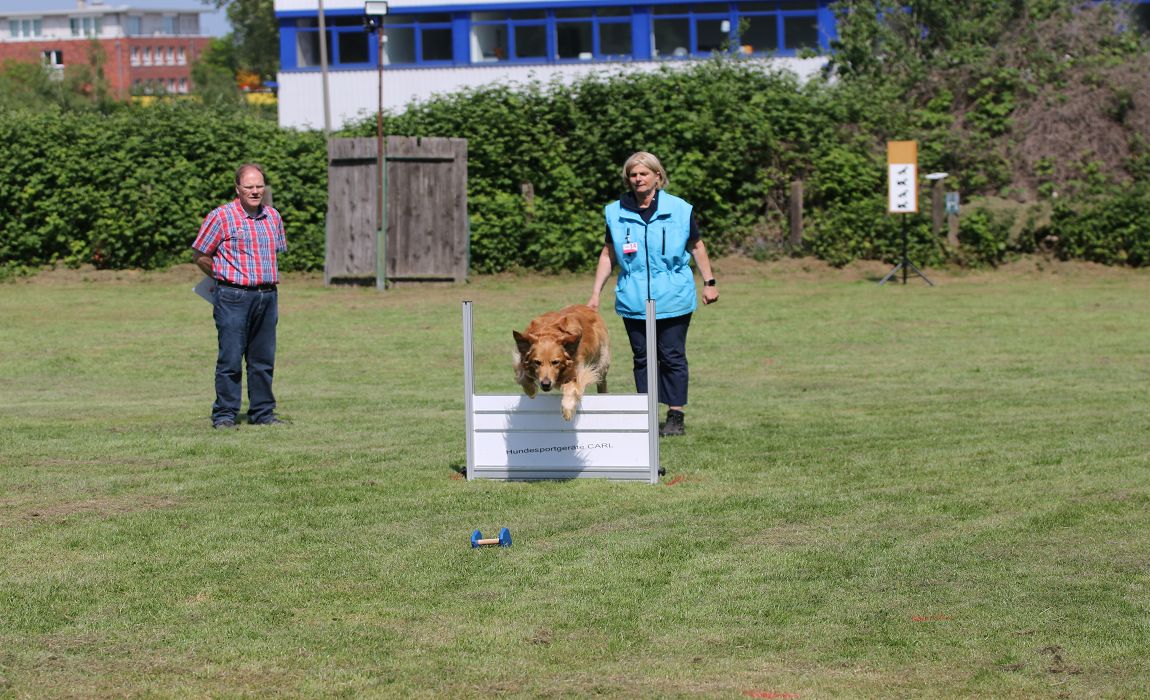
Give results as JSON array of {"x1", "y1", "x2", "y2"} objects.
[{"x1": 0, "y1": 0, "x2": 213, "y2": 99}]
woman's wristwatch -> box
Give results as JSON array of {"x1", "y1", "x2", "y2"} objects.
[{"x1": 703, "y1": 278, "x2": 717, "y2": 287}]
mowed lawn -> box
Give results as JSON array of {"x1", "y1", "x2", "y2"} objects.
[{"x1": 1, "y1": 259, "x2": 1148, "y2": 698}]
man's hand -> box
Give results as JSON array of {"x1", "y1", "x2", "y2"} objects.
[{"x1": 192, "y1": 251, "x2": 214, "y2": 276}]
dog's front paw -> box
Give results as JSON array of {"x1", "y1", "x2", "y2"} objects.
[{"x1": 562, "y1": 405, "x2": 575, "y2": 421}]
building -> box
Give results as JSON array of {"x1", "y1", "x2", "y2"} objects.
[
  {"x1": 274, "y1": 0, "x2": 839, "y2": 130},
  {"x1": 0, "y1": 0, "x2": 212, "y2": 99}
]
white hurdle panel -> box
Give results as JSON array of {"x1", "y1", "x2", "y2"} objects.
[{"x1": 463, "y1": 300, "x2": 661, "y2": 483}]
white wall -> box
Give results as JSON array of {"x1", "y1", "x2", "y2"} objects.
[{"x1": 277, "y1": 57, "x2": 827, "y2": 130}]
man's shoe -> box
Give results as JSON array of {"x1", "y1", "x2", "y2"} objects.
[
  {"x1": 213, "y1": 419, "x2": 238, "y2": 430},
  {"x1": 252, "y1": 416, "x2": 287, "y2": 426},
  {"x1": 659, "y1": 409, "x2": 685, "y2": 437}
]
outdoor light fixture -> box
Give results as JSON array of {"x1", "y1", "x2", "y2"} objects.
[
  {"x1": 364, "y1": 0, "x2": 388, "y2": 29},
  {"x1": 925, "y1": 172, "x2": 949, "y2": 180},
  {"x1": 364, "y1": 0, "x2": 389, "y2": 289}
]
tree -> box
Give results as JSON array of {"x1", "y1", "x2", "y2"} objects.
[
  {"x1": 0, "y1": 40, "x2": 118, "y2": 113},
  {"x1": 826, "y1": 0, "x2": 1150, "y2": 197},
  {"x1": 199, "y1": 0, "x2": 279, "y2": 82},
  {"x1": 191, "y1": 36, "x2": 243, "y2": 106}
]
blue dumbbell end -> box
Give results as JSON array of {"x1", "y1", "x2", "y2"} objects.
[
  {"x1": 470, "y1": 529, "x2": 483, "y2": 548},
  {"x1": 499, "y1": 527, "x2": 512, "y2": 547}
]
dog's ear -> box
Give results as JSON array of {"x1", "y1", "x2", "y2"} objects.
[
  {"x1": 513, "y1": 330, "x2": 533, "y2": 356},
  {"x1": 561, "y1": 334, "x2": 581, "y2": 358}
]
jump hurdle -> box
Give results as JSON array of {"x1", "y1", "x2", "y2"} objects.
[{"x1": 463, "y1": 300, "x2": 661, "y2": 483}]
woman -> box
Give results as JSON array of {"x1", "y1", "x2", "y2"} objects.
[{"x1": 587, "y1": 151, "x2": 719, "y2": 437}]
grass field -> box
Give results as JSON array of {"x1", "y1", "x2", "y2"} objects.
[{"x1": 1, "y1": 258, "x2": 1148, "y2": 698}]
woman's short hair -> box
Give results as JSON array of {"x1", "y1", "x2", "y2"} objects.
[
  {"x1": 621, "y1": 152, "x2": 668, "y2": 191},
  {"x1": 235, "y1": 163, "x2": 267, "y2": 186}
]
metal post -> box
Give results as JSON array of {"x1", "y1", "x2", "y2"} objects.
[
  {"x1": 365, "y1": 1, "x2": 389, "y2": 290},
  {"x1": 318, "y1": 0, "x2": 331, "y2": 134},
  {"x1": 462, "y1": 301, "x2": 475, "y2": 480},
  {"x1": 645, "y1": 299, "x2": 659, "y2": 484},
  {"x1": 902, "y1": 217, "x2": 909, "y2": 285},
  {"x1": 376, "y1": 26, "x2": 386, "y2": 290}
]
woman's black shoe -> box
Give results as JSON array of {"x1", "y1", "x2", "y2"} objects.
[{"x1": 659, "y1": 409, "x2": 685, "y2": 437}]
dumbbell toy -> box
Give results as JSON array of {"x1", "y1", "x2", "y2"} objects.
[{"x1": 470, "y1": 527, "x2": 512, "y2": 548}]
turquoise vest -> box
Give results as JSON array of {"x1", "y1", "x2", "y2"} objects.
[{"x1": 604, "y1": 192, "x2": 697, "y2": 320}]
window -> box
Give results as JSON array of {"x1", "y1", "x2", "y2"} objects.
[
  {"x1": 10, "y1": 18, "x2": 43, "y2": 38},
  {"x1": 162, "y1": 15, "x2": 178, "y2": 35},
  {"x1": 166, "y1": 47, "x2": 175, "y2": 65},
  {"x1": 650, "y1": 2, "x2": 823, "y2": 58},
  {"x1": 179, "y1": 78, "x2": 188, "y2": 94},
  {"x1": 555, "y1": 7, "x2": 632, "y2": 60},
  {"x1": 144, "y1": 47, "x2": 153, "y2": 66},
  {"x1": 130, "y1": 46, "x2": 140, "y2": 66},
  {"x1": 42, "y1": 49, "x2": 64, "y2": 75},
  {"x1": 125, "y1": 16, "x2": 142, "y2": 36},
  {"x1": 734, "y1": 2, "x2": 822, "y2": 55},
  {"x1": 471, "y1": 10, "x2": 547, "y2": 62},
  {"x1": 599, "y1": 8, "x2": 632, "y2": 58},
  {"x1": 177, "y1": 47, "x2": 186, "y2": 65},
  {"x1": 651, "y1": 3, "x2": 738, "y2": 57},
  {"x1": 70, "y1": 16, "x2": 102, "y2": 38},
  {"x1": 338, "y1": 30, "x2": 370, "y2": 63},
  {"x1": 294, "y1": 16, "x2": 372, "y2": 67},
  {"x1": 278, "y1": 2, "x2": 822, "y2": 70},
  {"x1": 296, "y1": 28, "x2": 330, "y2": 67},
  {"x1": 383, "y1": 13, "x2": 453, "y2": 65},
  {"x1": 652, "y1": 5, "x2": 693, "y2": 58}
]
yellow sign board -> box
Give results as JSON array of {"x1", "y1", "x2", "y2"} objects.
[{"x1": 887, "y1": 141, "x2": 918, "y2": 214}]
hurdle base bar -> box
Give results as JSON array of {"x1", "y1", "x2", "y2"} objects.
[{"x1": 469, "y1": 465, "x2": 656, "y2": 481}]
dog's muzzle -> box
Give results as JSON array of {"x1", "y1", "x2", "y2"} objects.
[{"x1": 540, "y1": 380, "x2": 553, "y2": 391}]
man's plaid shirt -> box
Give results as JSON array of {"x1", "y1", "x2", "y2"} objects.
[{"x1": 192, "y1": 199, "x2": 287, "y2": 286}]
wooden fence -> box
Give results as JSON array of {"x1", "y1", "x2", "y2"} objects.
[{"x1": 326, "y1": 136, "x2": 468, "y2": 286}]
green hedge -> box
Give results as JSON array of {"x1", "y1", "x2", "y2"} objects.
[
  {"x1": 0, "y1": 104, "x2": 326, "y2": 272},
  {"x1": 1052, "y1": 183, "x2": 1150, "y2": 266},
  {"x1": 2, "y1": 60, "x2": 1149, "y2": 274},
  {"x1": 351, "y1": 60, "x2": 899, "y2": 272}
]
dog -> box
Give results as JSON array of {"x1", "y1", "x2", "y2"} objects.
[{"x1": 513, "y1": 304, "x2": 610, "y2": 421}]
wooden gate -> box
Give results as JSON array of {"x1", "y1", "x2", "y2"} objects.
[{"x1": 326, "y1": 136, "x2": 468, "y2": 286}]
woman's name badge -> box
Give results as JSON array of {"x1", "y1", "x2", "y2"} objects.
[{"x1": 623, "y1": 242, "x2": 639, "y2": 255}]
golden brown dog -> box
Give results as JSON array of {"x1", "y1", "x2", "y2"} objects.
[{"x1": 513, "y1": 304, "x2": 610, "y2": 421}]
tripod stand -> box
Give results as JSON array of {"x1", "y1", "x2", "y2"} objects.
[{"x1": 878, "y1": 217, "x2": 933, "y2": 286}]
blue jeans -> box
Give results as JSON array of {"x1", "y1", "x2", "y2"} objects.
[
  {"x1": 212, "y1": 285, "x2": 278, "y2": 424},
  {"x1": 621, "y1": 313, "x2": 692, "y2": 407}
]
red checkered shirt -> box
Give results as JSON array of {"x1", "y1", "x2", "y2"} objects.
[{"x1": 192, "y1": 199, "x2": 287, "y2": 286}]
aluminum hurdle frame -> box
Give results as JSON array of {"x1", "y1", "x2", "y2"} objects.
[{"x1": 463, "y1": 300, "x2": 660, "y2": 483}]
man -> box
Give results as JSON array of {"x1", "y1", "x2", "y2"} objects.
[{"x1": 192, "y1": 163, "x2": 288, "y2": 429}]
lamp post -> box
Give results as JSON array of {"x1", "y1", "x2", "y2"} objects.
[
  {"x1": 318, "y1": 0, "x2": 331, "y2": 134},
  {"x1": 365, "y1": 1, "x2": 388, "y2": 290}
]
